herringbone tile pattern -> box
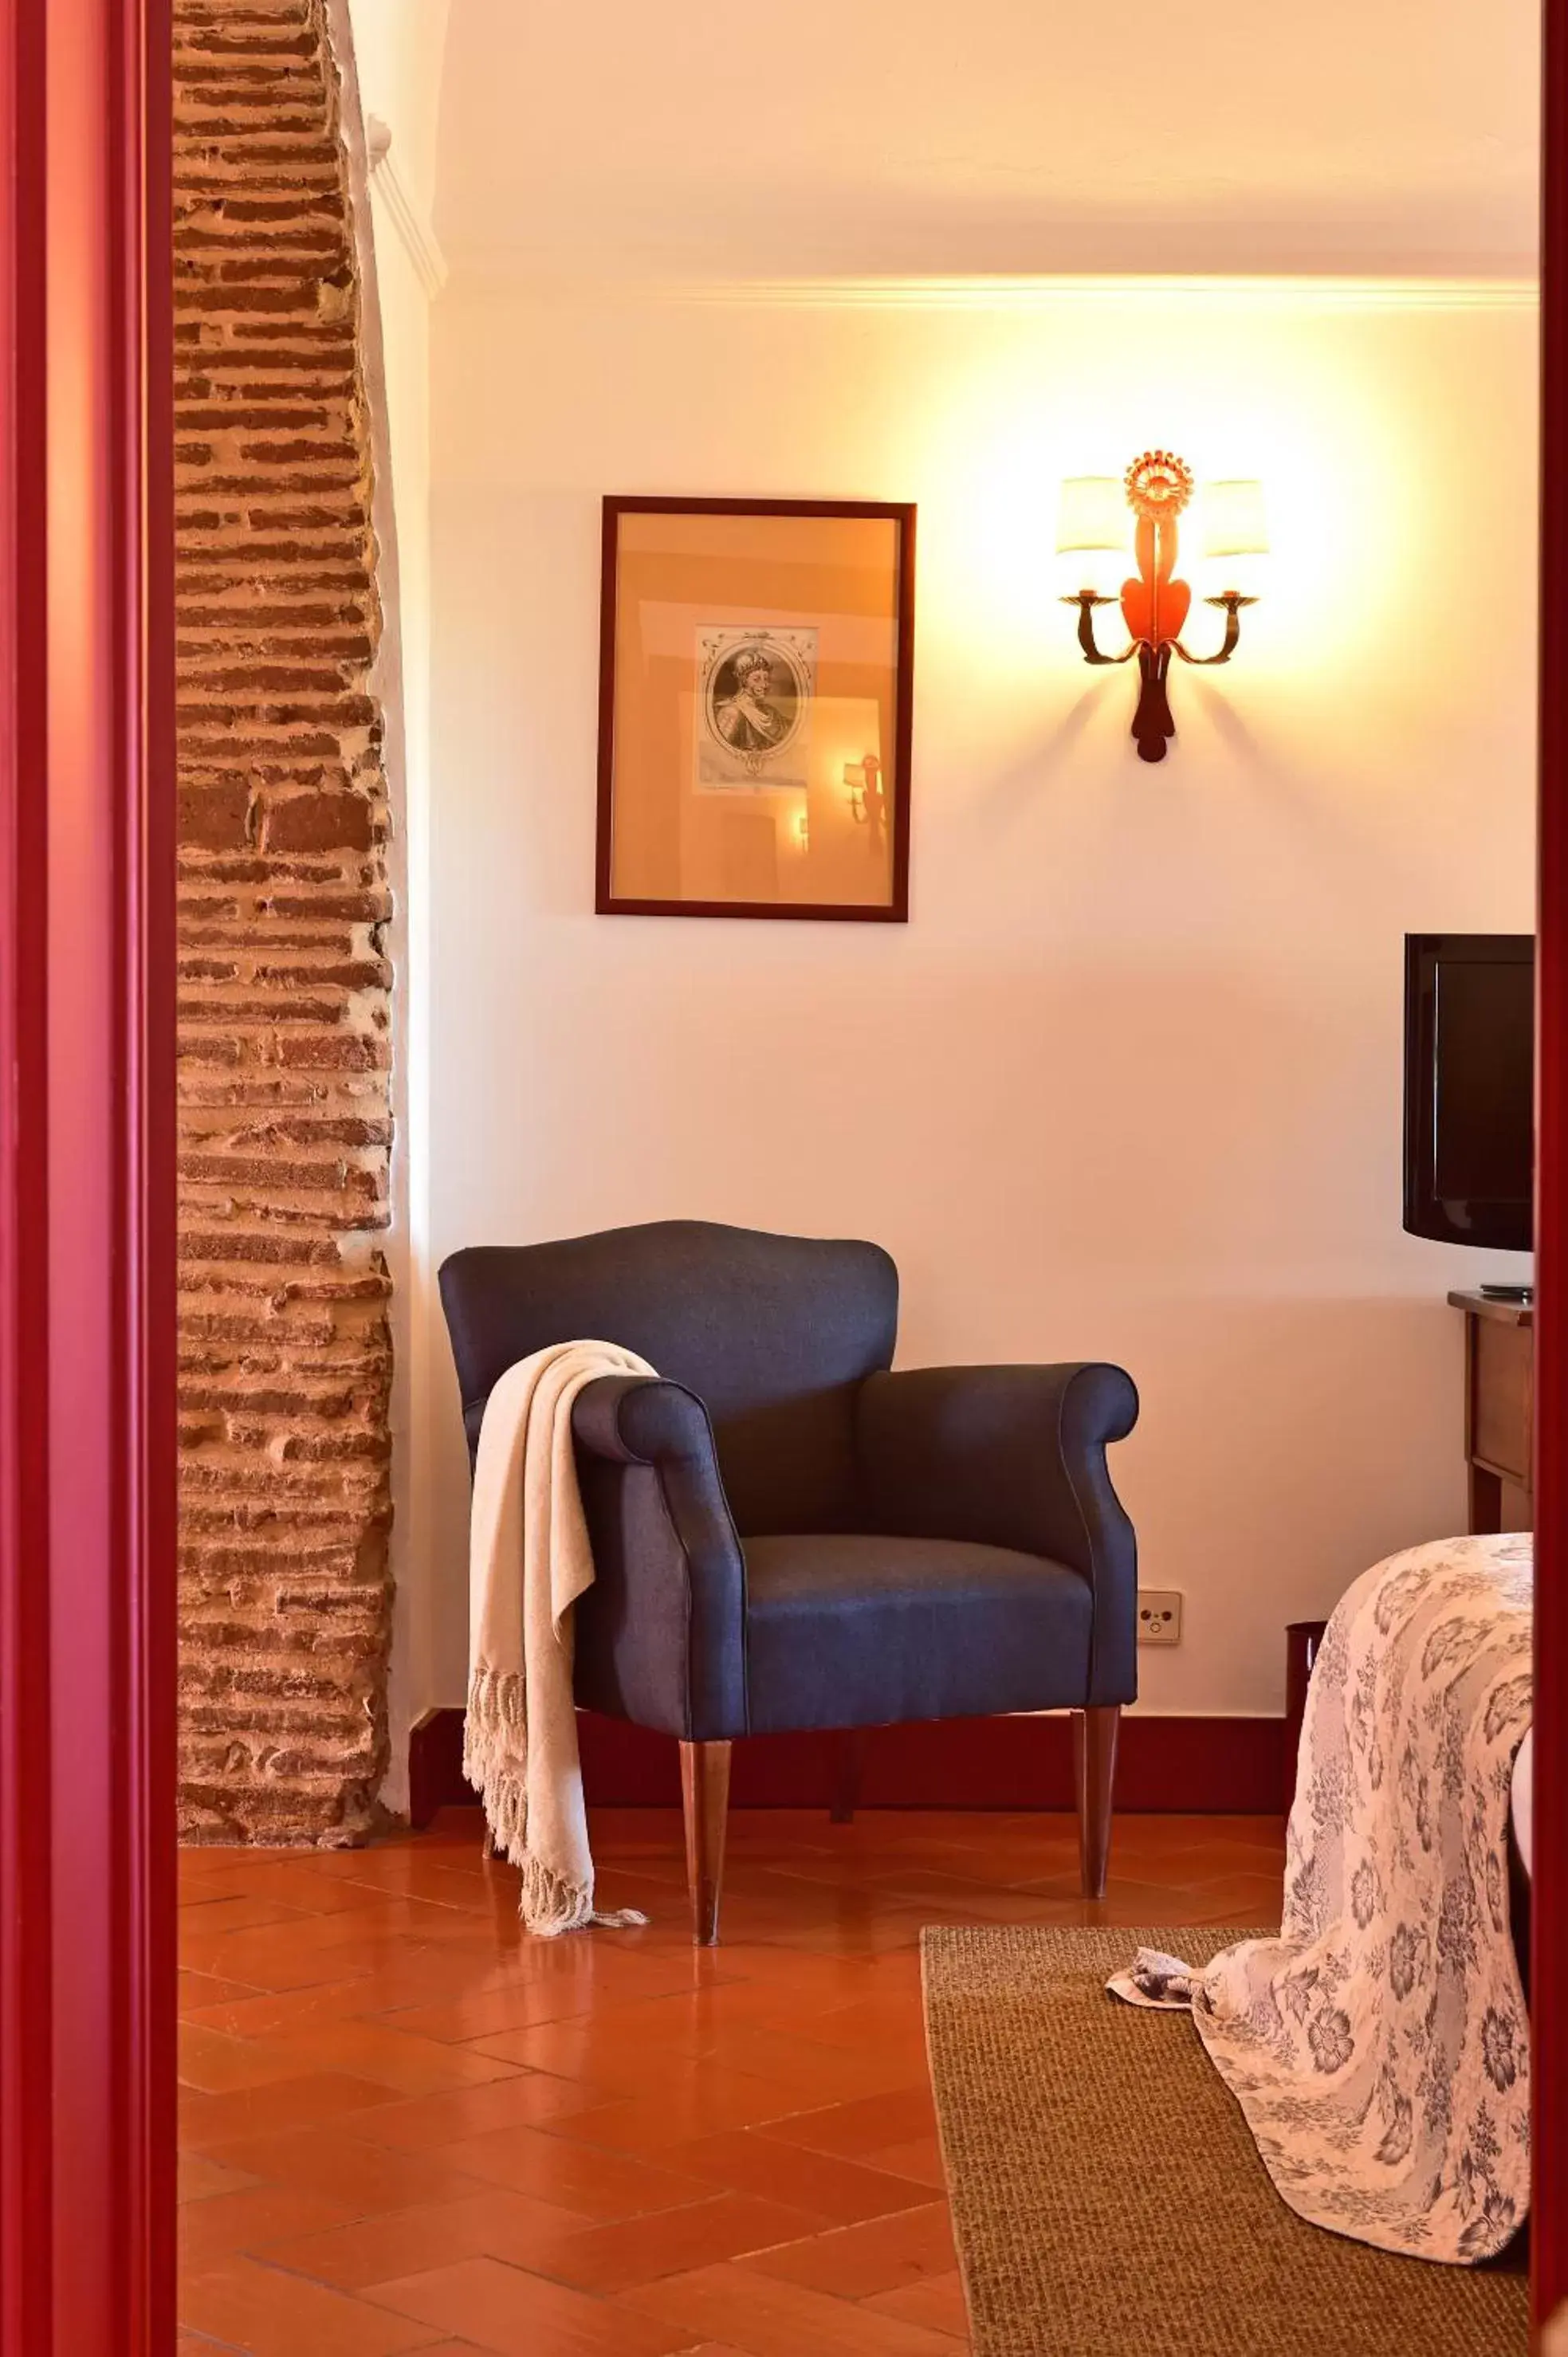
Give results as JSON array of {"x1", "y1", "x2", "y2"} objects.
[{"x1": 177, "y1": 1805, "x2": 1285, "y2": 2353}]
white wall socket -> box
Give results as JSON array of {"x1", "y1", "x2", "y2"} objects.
[{"x1": 1138, "y1": 1589, "x2": 1183, "y2": 1647}]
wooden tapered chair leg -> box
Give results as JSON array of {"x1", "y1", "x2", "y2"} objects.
[
  {"x1": 680, "y1": 1738, "x2": 732, "y2": 1946},
  {"x1": 1074, "y1": 1705, "x2": 1120, "y2": 1899}
]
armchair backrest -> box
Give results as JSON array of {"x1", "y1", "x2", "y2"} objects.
[{"x1": 438, "y1": 1220, "x2": 898, "y2": 1534}]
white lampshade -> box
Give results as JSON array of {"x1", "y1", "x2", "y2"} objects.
[
  {"x1": 1055, "y1": 476, "x2": 1129, "y2": 598},
  {"x1": 1056, "y1": 476, "x2": 1128, "y2": 554},
  {"x1": 1199, "y1": 480, "x2": 1268, "y2": 594},
  {"x1": 1201, "y1": 479, "x2": 1267, "y2": 556}
]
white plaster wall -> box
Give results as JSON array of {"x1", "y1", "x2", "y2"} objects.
[
  {"x1": 367, "y1": 222, "x2": 434, "y2": 1813},
  {"x1": 343, "y1": 0, "x2": 448, "y2": 1805},
  {"x1": 422, "y1": 281, "x2": 1537, "y2": 1722},
  {"x1": 345, "y1": 0, "x2": 449, "y2": 218}
]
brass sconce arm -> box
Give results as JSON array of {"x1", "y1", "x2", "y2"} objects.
[
  {"x1": 1062, "y1": 592, "x2": 1139, "y2": 666},
  {"x1": 1172, "y1": 591, "x2": 1256, "y2": 667}
]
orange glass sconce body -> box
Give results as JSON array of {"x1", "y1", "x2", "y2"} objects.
[{"x1": 1056, "y1": 454, "x2": 1267, "y2": 762}]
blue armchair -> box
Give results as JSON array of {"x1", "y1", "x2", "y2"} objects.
[{"x1": 439, "y1": 1220, "x2": 1138, "y2": 1943}]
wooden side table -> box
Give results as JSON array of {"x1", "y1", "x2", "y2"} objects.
[
  {"x1": 1282, "y1": 1295, "x2": 1531, "y2": 1813},
  {"x1": 1448, "y1": 1290, "x2": 1534, "y2": 1534}
]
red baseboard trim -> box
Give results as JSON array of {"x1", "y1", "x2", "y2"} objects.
[{"x1": 407, "y1": 1707, "x2": 1286, "y2": 1826}]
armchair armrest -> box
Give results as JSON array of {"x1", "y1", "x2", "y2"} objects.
[
  {"x1": 572, "y1": 1373, "x2": 716, "y2": 1467},
  {"x1": 855, "y1": 1363, "x2": 1138, "y2": 1706},
  {"x1": 568, "y1": 1375, "x2": 748, "y2": 1741}
]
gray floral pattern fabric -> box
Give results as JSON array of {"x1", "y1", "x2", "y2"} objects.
[{"x1": 1192, "y1": 1534, "x2": 1532, "y2": 2263}]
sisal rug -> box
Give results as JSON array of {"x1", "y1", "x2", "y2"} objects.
[{"x1": 922, "y1": 1923, "x2": 1527, "y2": 2357}]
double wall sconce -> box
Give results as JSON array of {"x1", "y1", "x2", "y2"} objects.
[
  {"x1": 843, "y1": 752, "x2": 887, "y2": 846},
  {"x1": 1057, "y1": 453, "x2": 1267, "y2": 762}
]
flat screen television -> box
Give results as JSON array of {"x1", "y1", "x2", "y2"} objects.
[{"x1": 1403, "y1": 933, "x2": 1534, "y2": 1254}]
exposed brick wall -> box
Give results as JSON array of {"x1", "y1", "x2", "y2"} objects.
[{"x1": 174, "y1": 0, "x2": 394, "y2": 1843}]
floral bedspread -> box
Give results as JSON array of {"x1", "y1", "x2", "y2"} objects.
[{"x1": 1193, "y1": 1534, "x2": 1533, "y2": 2263}]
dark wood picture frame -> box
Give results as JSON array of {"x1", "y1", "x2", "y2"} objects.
[{"x1": 595, "y1": 495, "x2": 916, "y2": 922}]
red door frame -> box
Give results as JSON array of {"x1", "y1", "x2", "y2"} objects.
[
  {"x1": 1539, "y1": 0, "x2": 1568, "y2": 2335},
  {"x1": 0, "y1": 3, "x2": 1566, "y2": 2352},
  {"x1": 0, "y1": 4, "x2": 175, "y2": 2355}
]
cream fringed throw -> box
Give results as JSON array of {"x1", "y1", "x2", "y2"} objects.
[{"x1": 466, "y1": 1339, "x2": 657, "y2": 1935}]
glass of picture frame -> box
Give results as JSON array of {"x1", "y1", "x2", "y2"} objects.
[{"x1": 595, "y1": 497, "x2": 915, "y2": 921}]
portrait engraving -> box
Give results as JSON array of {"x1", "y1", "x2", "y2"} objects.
[{"x1": 696, "y1": 626, "x2": 818, "y2": 792}]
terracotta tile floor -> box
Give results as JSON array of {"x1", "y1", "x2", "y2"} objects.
[{"x1": 178, "y1": 1805, "x2": 1285, "y2": 2355}]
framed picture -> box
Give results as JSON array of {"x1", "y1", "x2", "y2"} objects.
[{"x1": 595, "y1": 497, "x2": 915, "y2": 921}]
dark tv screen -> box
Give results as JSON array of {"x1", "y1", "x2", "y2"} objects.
[{"x1": 1403, "y1": 934, "x2": 1534, "y2": 1253}]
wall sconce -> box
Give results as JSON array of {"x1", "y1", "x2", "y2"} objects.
[
  {"x1": 843, "y1": 752, "x2": 886, "y2": 844},
  {"x1": 1056, "y1": 454, "x2": 1267, "y2": 762}
]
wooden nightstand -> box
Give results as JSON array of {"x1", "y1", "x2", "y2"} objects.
[{"x1": 1448, "y1": 1290, "x2": 1534, "y2": 1534}]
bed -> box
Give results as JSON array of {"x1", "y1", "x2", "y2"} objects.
[
  {"x1": 1513, "y1": 1723, "x2": 1534, "y2": 1878},
  {"x1": 1120, "y1": 1532, "x2": 1534, "y2": 2265}
]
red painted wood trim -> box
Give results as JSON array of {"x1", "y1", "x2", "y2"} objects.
[
  {"x1": 595, "y1": 496, "x2": 916, "y2": 922},
  {"x1": 0, "y1": 4, "x2": 175, "y2": 2352},
  {"x1": 128, "y1": 0, "x2": 179, "y2": 2335},
  {"x1": 0, "y1": 8, "x2": 53, "y2": 2347},
  {"x1": 1538, "y1": 0, "x2": 1568, "y2": 2331},
  {"x1": 408, "y1": 1707, "x2": 1287, "y2": 1822}
]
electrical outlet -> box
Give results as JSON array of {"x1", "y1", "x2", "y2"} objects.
[{"x1": 1138, "y1": 1589, "x2": 1183, "y2": 1647}]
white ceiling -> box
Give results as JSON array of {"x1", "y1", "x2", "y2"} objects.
[{"x1": 434, "y1": 0, "x2": 1540, "y2": 281}]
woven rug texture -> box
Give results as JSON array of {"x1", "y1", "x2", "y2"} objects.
[{"x1": 922, "y1": 1922, "x2": 1528, "y2": 2357}]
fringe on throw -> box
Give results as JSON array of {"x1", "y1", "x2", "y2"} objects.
[{"x1": 463, "y1": 1666, "x2": 648, "y2": 1937}]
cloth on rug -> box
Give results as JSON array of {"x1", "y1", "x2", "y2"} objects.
[
  {"x1": 1109, "y1": 1533, "x2": 1533, "y2": 2263},
  {"x1": 466, "y1": 1338, "x2": 657, "y2": 1936},
  {"x1": 1106, "y1": 1947, "x2": 1201, "y2": 2009}
]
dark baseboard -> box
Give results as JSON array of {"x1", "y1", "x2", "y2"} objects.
[{"x1": 407, "y1": 1706, "x2": 1286, "y2": 1828}]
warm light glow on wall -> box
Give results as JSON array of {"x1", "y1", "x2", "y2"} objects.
[{"x1": 910, "y1": 284, "x2": 1475, "y2": 743}]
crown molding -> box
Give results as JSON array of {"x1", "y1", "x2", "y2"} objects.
[
  {"x1": 364, "y1": 114, "x2": 448, "y2": 300},
  {"x1": 666, "y1": 273, "x2": 1542, "y2": 313},
  {"x1": 442, "y1": 265, "x2": 1539, "y2": 313}
]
